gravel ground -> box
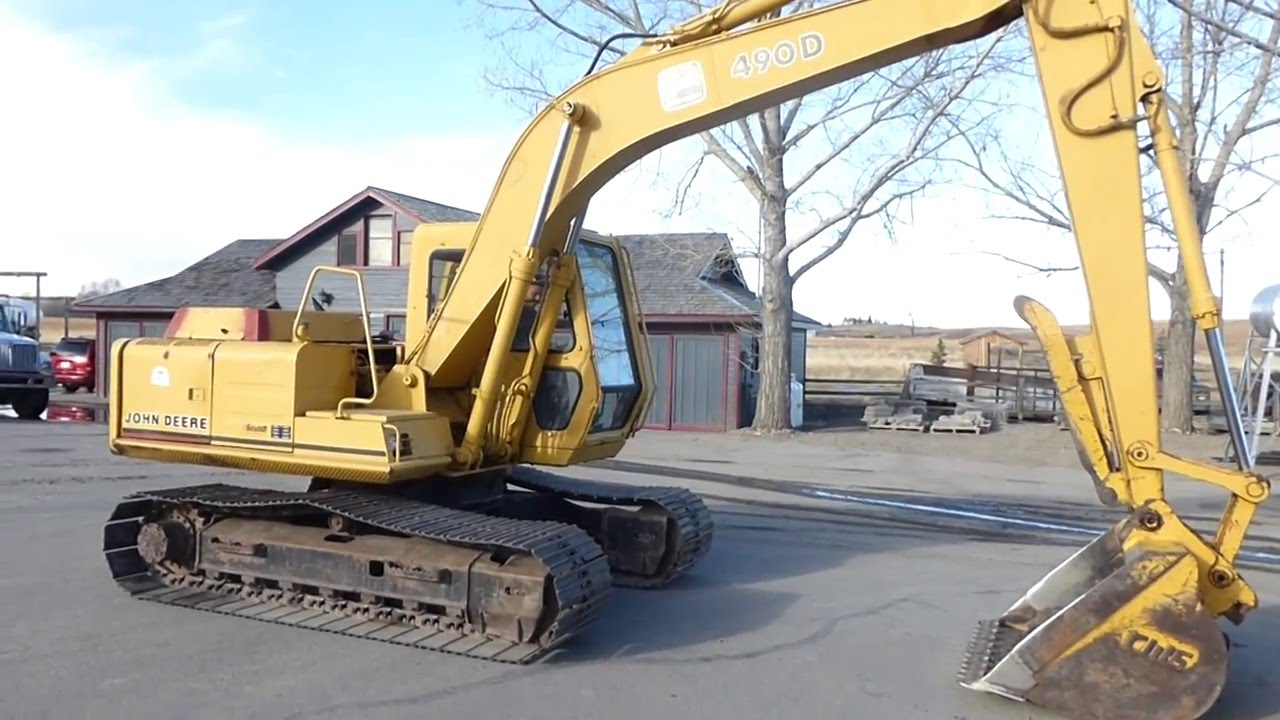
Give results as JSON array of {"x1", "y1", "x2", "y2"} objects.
[{"x1": 3, "y1": 415, "x2": 1280, "y2": 720}]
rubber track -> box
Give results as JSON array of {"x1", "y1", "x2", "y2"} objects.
[
  {"x1": 506, "y1": 468, "x2": 715, "y2": 588},
  {"x1": 102, "y1": 483, "x2": 613, "y2": 664}
]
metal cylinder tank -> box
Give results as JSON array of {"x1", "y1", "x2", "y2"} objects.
[{"x1": 1250, "y1": 284, "x2": 1280, "y2": 338}]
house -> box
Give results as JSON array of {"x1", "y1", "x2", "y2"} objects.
[
  {"x1": 616, "y1": 232, "x2": 822, "y2": 430},
  {"x1": 958, "y1": 328, "x2": 1035, "y2": 367},
  {"x1": 72, "y1": 238, "x2": 281, "y2": 392},
  {"x1": 74, "y1": 186, "x2": 822, "y2": 431}
]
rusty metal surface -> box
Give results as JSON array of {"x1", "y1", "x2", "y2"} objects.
[
  {"x1": 102, "y1": 483, "x2": 613, "y2": 663},
  {"x1": 504, "y1": 466, "x2": 714, "y2": 588},
  {"x1": 1024, "y1": 603, "x2": 1228, "y2": 720},
  {"x1": 101, "y1": 469, "x2": 716, "y2": 662},
  {"x1": 959, "y1": 532, "x2": 1231, "y2": 720}
]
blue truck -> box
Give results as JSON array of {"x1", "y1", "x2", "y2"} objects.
[{"x1": 0, "y1": 297, "x2": 51, "y2": 419}]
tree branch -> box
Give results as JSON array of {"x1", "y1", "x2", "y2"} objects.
[
  {"x1": 1203, "y1": 8, "x2": 1280, "y2": 198},
  {"x1": 699, "y1": 129, "x2": 765, "y2": 203},
  {"x1": 1164, "y1": 0, "x2": 1280, "y2": 54},
  {"x1": 779, "y1": 34, "x2": 1006, "y2": 265},
  {"x1": 977, "y1": 251, "x2": 1080, "y2": 275},
  {"x1": 1224, "y1": 0, "x2": 1280, "y2": 24},
  {"x1": 1148, "y1": 262, "x2": 1175, "y2": 292}
]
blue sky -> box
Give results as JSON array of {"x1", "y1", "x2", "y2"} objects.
[
  {"x1": 5, "y1": 0, "x2": 519, "y2": 140},
  {"x1": 1, "y1": 0, "x2": 1277, "y2": 329}
]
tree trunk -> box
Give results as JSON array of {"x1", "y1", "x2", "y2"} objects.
[
  {"x1": 752, "y1": 252, "x2": 794, "y2": 432},
  {"x1": 1161, "y1": 269, "x2": 1196, "y2": 433},
  {"x1": 750, "y1": 106, "x2": 794, "y2": 433}
]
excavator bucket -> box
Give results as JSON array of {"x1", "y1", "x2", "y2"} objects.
[{"x1": 958, "y1": 517, "x2": 1230, "y2": 720}]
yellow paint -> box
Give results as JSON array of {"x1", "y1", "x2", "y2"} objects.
[
  {"x1": 1054, "y1": 549, "x2": 1202, "y2": 668},
  {"x1": 107, "y1": 0, "x2": 1271, "y2": 648},
  {"x1": 1121, "y1": 627, "x2": 1201, "y2": 670}
]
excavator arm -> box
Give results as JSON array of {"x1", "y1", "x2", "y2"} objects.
[
  {"x1": 412, "y1": 0, "x2": 1267, "y2": 716},
  {"x1": 408, "y1": 0, "x2": 1027, "y2": 465}
]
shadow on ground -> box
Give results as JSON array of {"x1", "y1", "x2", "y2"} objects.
[
  {"x1": 548, "y1": 494, "x2": 970, "y2": 663},
  {"x1": 1203, "y1": 602, "x2": 1280, "y2": 720},
  {"x1": 557, "y1": 455, "x2": 1280, "y2": 695}
]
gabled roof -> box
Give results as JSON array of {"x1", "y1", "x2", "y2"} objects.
[
  {"x1": 74, "y1": 239, "x2": 280, "y2": 312},
  {"x1": 958, "y1": 328, "x2": 1033, "y2": 346},
  {"x1": 613, "y1": 232, "x2": 823, "y2": 328},
  {"x1": 252, "y1": 186, "x2": 481, "y2": 269},
  {"x1": 75, "y1": 186, "x2": 824, "y2": 329},
  {"x1": 374, "y1": 187, "x2": 481, "y2": 223}
]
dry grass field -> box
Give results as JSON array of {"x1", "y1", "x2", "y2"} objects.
[
  {"x1": 38, "y1": 316, "x2": 96, "y2": 342},
  {"x1": 807, "y1": 317, "x2": 1260, "y2": 381}
]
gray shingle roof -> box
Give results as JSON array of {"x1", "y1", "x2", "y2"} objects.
[
  {"x1": 614, "y1": 232, "x2": 823, "y2": 327},
  {"x1": 373, "y1": 187, "x2": 481, "y2": 223},
  {"x1": 75, "y1": 239, "x2": 279, "y2": 311},
  {"x1": 614, "y1": 232, "x2": 754, "y2": 316},
  {"x1": 75, "y1": 186, "x2": 823, "y2": 329}
]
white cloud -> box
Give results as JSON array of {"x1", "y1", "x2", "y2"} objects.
[
  {"x1": 0, "y1": 7, "x2": 705, "y2": 299},
  {"x1": 1, "y1": 4, "x2": 1276, "y2": 336}
]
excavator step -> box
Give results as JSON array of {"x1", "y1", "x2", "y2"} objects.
[
  {"x1": 505, "y1": 468, "x2": 715, "y2": 588},
  {"x1": 102, "y1": 483, "x2": 613, "y2": 663}
]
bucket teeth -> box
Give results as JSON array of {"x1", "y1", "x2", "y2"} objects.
[
  {"x1": 957, "y1": 619, "x2": 1026, "y2": 689},
  {"x1": 957, "y1": 534, "x2": 1235, "y2": 720}
]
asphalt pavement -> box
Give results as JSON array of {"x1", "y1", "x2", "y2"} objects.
[{"x1": 3, "y1": 418, "x2": 1280, "y2": 720}]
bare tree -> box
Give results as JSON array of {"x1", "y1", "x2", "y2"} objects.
[
  {"x1": 469, "y1": 0, "x2": 1009, "y2": 432},
  {"x1": 76, "y1": 278, "x2": 122, "y2": 300},
  {"x1": 949, "y1": 0, "x2": 1280, "y2": 432}
]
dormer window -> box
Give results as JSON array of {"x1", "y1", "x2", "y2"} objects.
[
  {"x1": 334, "y1": 212, "x2": 414, "y2": 267},
  {"x1": 366, "y1": 215, "x2": 394, "y2": 266}
]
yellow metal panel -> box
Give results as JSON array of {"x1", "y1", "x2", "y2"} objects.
[
  {"x1": 293, "y1": 343, "x2": 360, "y2": 415},
  {"x1": 293, "y1": 414, "x2": 391, "y2": 463},
  {"x1": 116, "y1": 338, "x2": 214, "y2": 441},
  {"x1": 404, "y1": 222, "x2": 477, "y2": 359},
  {"x1": 289, "y1": 412, "x2": 455, "y2": 481},
  {"x1": 210, "y1": 341, "x2": 306, "y2": 451}
]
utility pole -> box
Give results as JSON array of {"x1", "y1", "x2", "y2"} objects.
[{"x1": 1220, "y1": 248, "x2": 1225, "y2": 303}]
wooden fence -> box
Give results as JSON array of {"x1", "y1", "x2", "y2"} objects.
[{"x1": 805, "y1": 362, "x2": 1063, "y2": 422}]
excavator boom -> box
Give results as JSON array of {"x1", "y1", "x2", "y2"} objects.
[{"x1": 97, "y1": 0, "x2": 1270, "y2": 717}]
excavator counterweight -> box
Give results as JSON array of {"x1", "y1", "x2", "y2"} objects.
[{"x1": 98, "y1": 0, "x2": 1269, "y2": 717}]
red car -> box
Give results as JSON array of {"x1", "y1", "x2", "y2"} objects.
[{"x1": 50, "y1": 337, "x2": 95, "y2": 393}]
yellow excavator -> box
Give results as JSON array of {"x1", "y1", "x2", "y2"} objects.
[{"x1": 99, "y1": 0, "x2": 1269, "y2": 718}]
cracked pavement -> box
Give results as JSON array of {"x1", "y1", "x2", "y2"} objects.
[{"x1": 3, "y1": 417, "x2": 1280, "y2": 719}]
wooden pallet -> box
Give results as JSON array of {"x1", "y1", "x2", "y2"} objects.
[{"x1": 868, "y1": 420, "x2": 928, "y2": 432}]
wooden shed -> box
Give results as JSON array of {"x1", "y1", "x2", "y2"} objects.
[{"x1": 959, "y1": 329, "x2": 1033, "y2": 367}]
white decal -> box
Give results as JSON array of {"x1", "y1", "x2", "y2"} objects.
[
  {"x1": 730, "y1": 31, "x2": 825, "y2": 80},
  {"x1": 150, "y1": 365, "x2": 170, "y2": 387},
  {"x1": 124, "y1": 411, "x2": 210, "y2": 431},
  {"x1": 657, "y1": 60, "x2": 707, "y2": 112}
]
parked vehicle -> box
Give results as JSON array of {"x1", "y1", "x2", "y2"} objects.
[
  {"x1": 0, "y1": 294, "x2": 37, "y2": 338},
  {"x1": 50, "y1": 336, "x2": 95, "y2": 393},
  {"x1": 0, "y1": 302, "x2": 51, "y2": 419}
]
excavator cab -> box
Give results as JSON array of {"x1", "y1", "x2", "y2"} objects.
[{"x1": 403, "y1": 220, "x2": 654, "y2": 467}]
